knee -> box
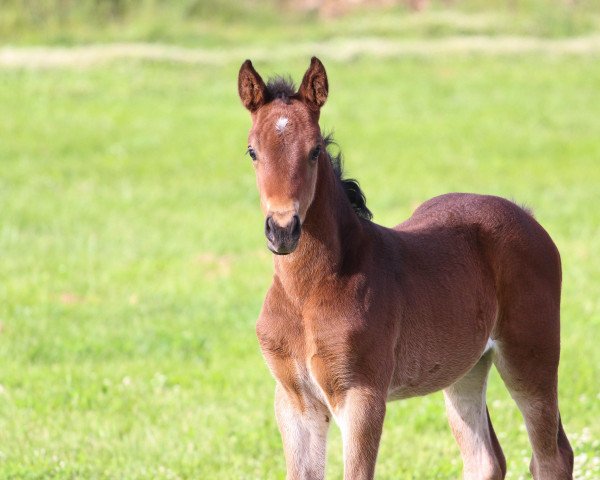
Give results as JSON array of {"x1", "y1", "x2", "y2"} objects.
[
  {"x1": 464, "y1": 456, "x2": 505, "y2": 480},
  {"x1": 483, "y1": 460, "x2": 506, "y2": 480}
]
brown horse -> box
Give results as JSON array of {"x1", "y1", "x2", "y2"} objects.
[{"x1": 237, "y1": 57, "x2": 573, "y2": 480}]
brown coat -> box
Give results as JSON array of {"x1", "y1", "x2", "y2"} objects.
[{"x1": 239, "y1": 57, "x2": 573, "y2": 480}]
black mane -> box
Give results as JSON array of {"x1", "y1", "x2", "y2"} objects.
[
  {"x1": 266, "y1": 75, "x2": 372, "y2": 221},
  {"x1": 324, "y1": 134, "x2": 373, "y2": 221}
]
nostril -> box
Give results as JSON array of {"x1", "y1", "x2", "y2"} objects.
[
  {"x1": 291, "y1": 215, "x2": 301, "y2": 238},
  {"x1": 265, "y1": 216, "x2": 274, "y2": 238}
]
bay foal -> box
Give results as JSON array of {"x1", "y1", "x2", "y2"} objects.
[{"x1": 238, "y1": 57, "x2": 573, "y2": 479}]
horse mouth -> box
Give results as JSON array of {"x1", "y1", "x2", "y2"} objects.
[{"x1": 267, "y1": 240, "x2": 297, "y2": 255}]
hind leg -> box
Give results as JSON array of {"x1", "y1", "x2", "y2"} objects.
[
  {"x1": 494, "y1": 337, "x2": 573, "y2": 479},
  {"x1": 444, "y1": 351, "x2": 506, "y2": 480}
]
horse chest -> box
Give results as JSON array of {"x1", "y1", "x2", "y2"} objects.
[{"x1": 257, "y1": 316, "x2": 350, "y2": 410}]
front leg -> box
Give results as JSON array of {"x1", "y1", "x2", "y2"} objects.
[
  {"x1": 275, "y1": 383, "x2": 330, "y2": 480},
  {"x1": 337, "y1": 388, "x2": 386, "y2": 480}
]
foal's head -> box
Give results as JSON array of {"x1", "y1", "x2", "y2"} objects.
[{"x1": 238, "y1": 57, "x2": 328, "y2": 255}]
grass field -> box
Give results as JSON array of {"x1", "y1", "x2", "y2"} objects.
[{"x1": 1, "y1": 6, "x2": 600, "y2": 479}]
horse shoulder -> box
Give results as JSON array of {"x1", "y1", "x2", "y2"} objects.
[{"x1": 255, "y1": 280, "x2": 307, "y2": 397}]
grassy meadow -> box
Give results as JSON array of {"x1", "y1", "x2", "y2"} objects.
[{"x1": 1, "y1": 3, "x2": 600, "y2": 479}]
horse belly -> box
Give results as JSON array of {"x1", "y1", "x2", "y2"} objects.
[
  {"x1": 387, "y1": 343, "x2": 489, "y2": 400},
  {"x1": 388, "y1": 295, "x2": 498, "y2": 400}
]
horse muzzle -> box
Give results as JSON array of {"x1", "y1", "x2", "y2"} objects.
[{"x1": 265, "y1": 214, "x2": 301, "y2": 255}]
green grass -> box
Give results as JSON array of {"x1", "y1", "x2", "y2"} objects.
[{"x1": 1, "y1": 52, "x2": 599, "y2": 477}]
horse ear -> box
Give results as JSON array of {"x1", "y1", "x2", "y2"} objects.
[
  {"x1": 298, "y1": 57, "x2": 328, "y2": 110},
  {"x1": 238, "y1": 60, "x2": 269, "y2": 112}
]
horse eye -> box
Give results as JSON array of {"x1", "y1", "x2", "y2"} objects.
[
  {"x1": 247, "y1": 147, "x2": 257, "y2": 161},
  {"x1": 310, "y1": 146, "x2": 321, "y2": 161}
]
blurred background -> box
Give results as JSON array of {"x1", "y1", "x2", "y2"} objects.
[
  {"x1": 1, "y1": 1, "x2": 599, "y2": 478},
  {"x1": 2, "y1": 0, "x2": 600, "y2": 44}
]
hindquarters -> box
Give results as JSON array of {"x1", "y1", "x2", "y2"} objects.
[
  {"x1": 415, "y1": 194, "x2": 564, "y2": 359},
  {"x1": 409, "y1": 193, "x2": 573, "y2": 478},
  {"x1": 475, "y1": 197, "x2": 573, "y2": 479}
]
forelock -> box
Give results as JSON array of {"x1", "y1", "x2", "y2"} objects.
[{"x1": 266, "y1": 76, "x2": 296, "y2": 103}]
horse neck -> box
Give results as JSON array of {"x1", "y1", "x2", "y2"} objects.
[{"x1": 274, "y1": 154, "x2": 363, "y2": 296}]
